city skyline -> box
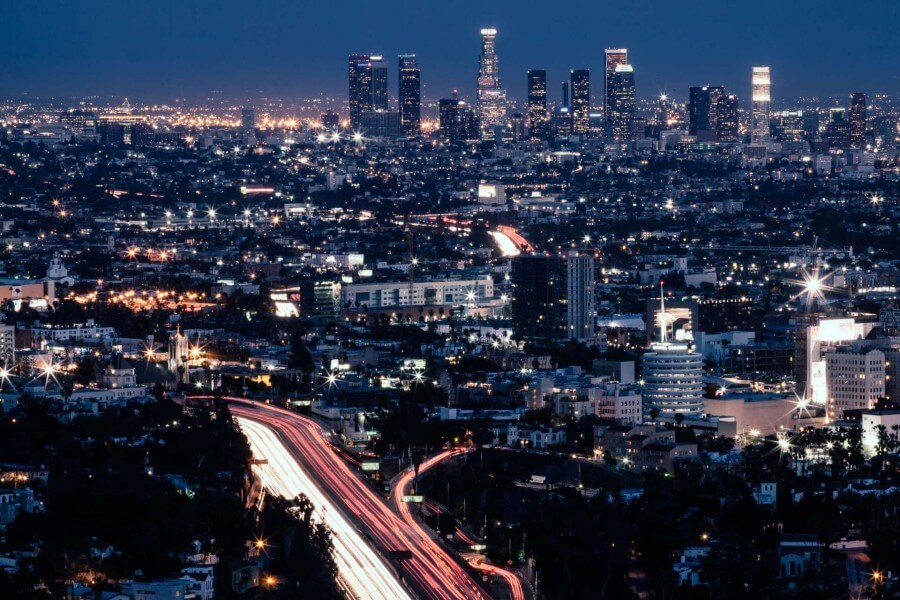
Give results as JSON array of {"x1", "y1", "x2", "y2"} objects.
[{"x1": 2, "y1": 0, "x2": 898, "y2": 103}]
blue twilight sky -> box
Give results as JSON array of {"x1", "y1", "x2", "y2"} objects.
[{"x1": 1, "y1": 0, "x2": 898, "y2": 105}]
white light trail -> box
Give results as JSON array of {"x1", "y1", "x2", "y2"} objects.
[
  {"x1": 488, "y1": 230, "x2": 520, "y2": 257},
  {"x1": 238, "y1": 418, "x2": 412, "y2": 600}
]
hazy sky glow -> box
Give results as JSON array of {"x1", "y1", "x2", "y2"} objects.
[{"x1": 2, "y1": 0, "x2": 898, "y2": 103}]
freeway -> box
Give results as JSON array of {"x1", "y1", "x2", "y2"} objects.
[
  {"x1": 392, "y1": 451, "x2": 526, "y2": 600},
  {"x1": 238, "y1": 417, "x2": 412, "y2": 600},
  {"x1": 227, "y1": 399, "x2": 489, "y2": 600}
]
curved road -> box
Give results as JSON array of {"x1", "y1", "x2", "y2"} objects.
[
  {"x1": 393, "y1": 451, "x2": 526, "y2": 600},
  {"x1": 224, "y1": 398, "x2": 489, "y2": 600}
]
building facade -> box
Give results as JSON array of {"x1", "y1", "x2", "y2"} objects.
[
  {"x1": 751, "y1": 66, "x2": 771, "y2": 145},
  {"x1": 398, "y1": 54, "x2": 421, "y2": 136},
  {"x1": 476, "y1": 28, "x2": 507, "y2": 138}
]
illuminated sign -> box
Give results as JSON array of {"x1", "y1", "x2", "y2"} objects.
[
  {"x1": 361, "y1": 461, "x2": 380, "y2": 472},
  {"x1": 401, "y1": 495, "x2": 424, "y2": 503},
  {"x1": 817, "y1": 319, "x2": 858, "y2": 343}
]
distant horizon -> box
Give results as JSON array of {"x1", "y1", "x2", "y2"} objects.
[{"x1": 2, "y1": 0, "x2": 898, "y2": 104}]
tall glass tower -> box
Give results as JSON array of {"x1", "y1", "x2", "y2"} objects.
[
  {"x1": 570, "y1": 69, "x2": 590, "y2": 135},
  {"x1": 398, "y1": 55, "x2": 421, "y2": 136},
  {"x1": 348, "y1": 54, "x2": 388, "y2": 128},
  {"x1": 848, "y1": 92, "x2": 867, "y2": 148},
  {"x1": 751, "y1": 66, "x2": 771, "y2": 145},
  {"x1": 476, "y1": 27, "x2": 507, "y2": 139},
  {"x1": 608, "y1": 65, "x2": 636, "y2": 142},
  {"x1": 527, "y1": 69, "x2": 548, "y2": 140},
  {"x1": 604, "y1": 48, "x2": 628, "y2": 137}
]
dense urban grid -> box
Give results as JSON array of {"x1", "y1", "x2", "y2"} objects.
[{"x1": 0, "y1": 23, "x2": 899, "y2": 600}]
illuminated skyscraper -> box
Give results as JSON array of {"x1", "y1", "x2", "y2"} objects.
[
  {"x1": 718, "y1": 94, "x2": 739, "y2": 143},
  {"x1": 476, "y1": 27, "x2": 507, "y2": 138},
  {"x1": 751, "y1": 66, "x2": 771, "y2": 145},
  {"x1": 688, "y1": 85, "x2": 726, "y2": 142},
  {"x1": 348, "y1": 54, "x2": 388, "y2": 128},
  {"x1": 526, "y1": 69, "x2": 549, "y2": 140},
  {"x1": 604, "y1": 48, "x2": 628, "y2": 136},
  {"x1": 607, "y1": 64, "x2": 635, "y2": 142},
  {"x1": 439, "y1": 96, "x2": 478, "y2": 143},
  {"x1": 510, "y1": 252, "x2": 595, "y2": 341},
  {"x1": 570, "y1": 69, "x2": 590, "y2": 135},
  {"x1": 398, "y1": 54, "x2": 421, "y2": 136},
  {"x1": 849, "y1": 92, "x2": 867, "y2": 148}
]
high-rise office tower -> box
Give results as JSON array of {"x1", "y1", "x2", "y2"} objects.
[
  {"x1": 510, "y1": 252, "x2": 595, "y2": 341},
  {"x1": 827, "y1": 107, "x2": 850, "y2": 148},
  {"x1": 751, "y1": 66, "x2": 771, "y2": 145},
  {"x1": 241, "y1": 107, "x2": 256, "y2": 146},
  {"x1": 779, "y1": 110, "x2": 806, "y2": 142},
  {"x1": 561, "y1": 81, "x2": 570, "y2": 108},
  {"x1": 849, "y1": 92, "x2": 867, "y2": 148},
  {"x1": 570, "y1": 69, "x2": 590, "y2": 135},
  {"x1": 604, "y1": 48, "x2": 628, "y2": 136},
  {"x1": 607, "y1": 64, "x2": 635, "y2": 142},
  {"x1": 439, "y1": 97, "x2": 478, "y2": 143},
  {"x1": 641, "y1": 287, "x2": 705, "y2": 421},
  {"x1": 565, "y1": 252, "x2": 595, "y2": 341},
  {"x1": 717, "y1": 94, "x2": 739, "y2": 143},
  {"x1": 476, "y1": 28, "x2": 507, "y2": 138},
  {"x1": 398, "y1": 55, "x2": 421, "y2": 136},
  {"x1": 688, "y1": 85, "x2": 726, "y2": 142},
  {"x1": 348, "y1": 54, "x2": 388, "y2": 128},
  {"x1": 526, "y1": 69, "x2": 549, "y2": 140}
]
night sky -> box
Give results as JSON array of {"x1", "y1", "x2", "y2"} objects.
[{"x1": 2, "y1": 0, "x2": 898, "y2": 104}]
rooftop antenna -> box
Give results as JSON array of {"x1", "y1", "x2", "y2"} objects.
[{"x1": 659, "y1": 280, "x2": 667, "y2": 343}]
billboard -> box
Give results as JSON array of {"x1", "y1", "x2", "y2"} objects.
[{"x1": 817, "y1": 319, "x2": 859, "y2": 343}]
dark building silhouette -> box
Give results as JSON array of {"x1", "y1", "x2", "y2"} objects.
[
  {"x1": 398, "y1": 55, "x2": 421, "y2": 136},
  {"x1": 849, "y1": 92, "x2": 867, "y2": 148},
  {"x1": 604, "y1": 48, "x2": 628, "y2": 137},
  {"x1": 439, "y1": 97, "x2": 478, "y2": 143}
]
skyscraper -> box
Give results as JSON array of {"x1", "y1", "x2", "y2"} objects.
[
  {"x1": 510, "y1": 252, "x2": 595, "y2": 341},
  {"x1": 570, "y1": 69, "x2": 590, "y2": 135},
  {"x1": 476, "y1": 28, "x2": 507, "y2": 138},
  {"x1": 688, "y1": 85, "x2": 728, "y2": 142},
  {"x1": 751, "y1": 66, "x2": 771, "y2": 145},
  {"x1": 398, "y1": 55, "x2": 421, "y2": 136},
  {"x1": 607, "y1": 64, "x2": 635, "y2": 142},
  {"x1": 439, "y1": 97, "x2": 478, "y2": 143},
  {"x1": 849, "y1": 92, "x2": 867, "y2": 148},
  {"x1": 604, "y1": 48, "x2": 628, "y2": 137},
  {"x1": 565, "y1": 252, "x2": 595, "y2": 341},
  {"x1": 718, "y1": 94, "x2": 739, "y2": 143},
  {"x1": 827, "y1": 107, "x2": 850, "y2": 148},
  {"x1": 348, "y1": 54, "x2": 388, "y2": 128},
  {"x1": 526, "y1": 69, "x2": 549, "y2": 140}
]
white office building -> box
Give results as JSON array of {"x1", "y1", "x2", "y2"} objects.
[{"x1": 825, "y1": 348, "x2": 885, "y2": 421}]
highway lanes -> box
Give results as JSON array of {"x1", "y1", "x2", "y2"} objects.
[
  {"x1": 238, "y1": 417, "x2": 412, "y2": 600},
  {"x1": 230, "y1": 400, "x2": 489, "y2": 600}
]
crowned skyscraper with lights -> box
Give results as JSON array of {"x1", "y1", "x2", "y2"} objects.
[{"x1": 476, "y1": 28, "x2": 507, "y2": 140}]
